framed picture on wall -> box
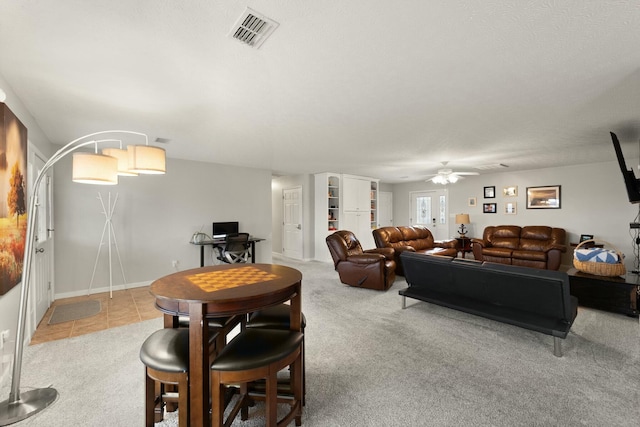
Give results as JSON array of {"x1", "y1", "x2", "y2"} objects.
[
  {"x1": 484, "y1": 186, "x2": 495, "y2": 198},
  {"x1": 503, "y1": 186, "x2": 517, "y2": 197},
  {"x1": 483, "y1": 203, "x2": 497, "y2": 213},
  {"x1": 505, "y1": 202, "x2": 517, "y2": 214},
  {"x1": 526, "y1": 185, "x2": 561, "y2": 209},
  {"x1": 579, "y1": 234, "x2": 594, "y2": 243},
  {"x1": 468, "y1": 197, "x2": 477, "y2": 207}
]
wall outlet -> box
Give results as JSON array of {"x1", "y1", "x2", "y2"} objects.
[{"x1": 171, "y1": 260, "x2": 179, "y2": 271}]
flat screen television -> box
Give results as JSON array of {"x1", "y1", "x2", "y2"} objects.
[
  {"x1": 611, "y1": 131, "x2": 640, "y2": 204},
  {"x1": 212, "y1": 221, "x2": 239, "y2": 238}
]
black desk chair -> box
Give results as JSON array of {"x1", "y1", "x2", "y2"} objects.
[{"x1": 218, "y1": 233, "x2": 251, "y2": 264}]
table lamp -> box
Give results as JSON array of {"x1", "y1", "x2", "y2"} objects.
[{"x1": 455, "y1": 213, "x2": 470, "y2": 237}]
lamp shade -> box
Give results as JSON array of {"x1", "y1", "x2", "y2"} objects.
[
  {"x1": 455, "y1": 213, "x2": 470, "y2": 225},
  {"x1": 127, "y1": 145, "x2": 166, "y2": 174},
  {"x1": 72, "y1": 152, "x2": 118, "y2": 185},
  {"x1": 101, "y1": 147, "x2": 138, "y2": 176}
]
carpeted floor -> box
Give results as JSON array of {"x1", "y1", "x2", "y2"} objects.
[{"x1": 2, "y1": 256, "x2": 639, "y2": 426}]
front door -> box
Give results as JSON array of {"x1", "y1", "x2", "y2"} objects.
[
  {"x1": 409, "y1": 189, "x2": 448, "y2": 241},
  {"x1": 282, "y1": 186, "x2": 303, "y2": 260}
]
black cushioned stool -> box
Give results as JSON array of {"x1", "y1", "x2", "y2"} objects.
[
  {"x1": 140, "y1": 328, "x2": 190, "y2": 427},
  {"x1": 210, "y1": 328, "x2": 304, "y2": 427},
  {"x1": 246, "y1": 304, "x2": 307, "y2": 405}
]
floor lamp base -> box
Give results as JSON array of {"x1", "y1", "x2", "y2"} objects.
[{"x1": 0, "y1": 387, "x2": 58, "y2": 426}]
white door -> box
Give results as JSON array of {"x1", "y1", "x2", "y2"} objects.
[
  {"x1": 29, "y1": 147, "x2": 54, "y2": 335},
  {"x1": 410, "y1": 189, "x2": 448, "y2": 241},
  {"x1": 378, "y1": 191, "x2": 393, "y2": 227},
  {"x1": 282, "y1": 186, "x2": 303, "y2": 260}
]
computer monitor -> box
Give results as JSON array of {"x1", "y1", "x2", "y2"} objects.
[{"x1": 212, "y1": 221, "x2": 239, "y2": 238}]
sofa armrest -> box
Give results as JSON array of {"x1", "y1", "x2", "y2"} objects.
[
  {"x1": 544, "y1": 244, "x2": 567, "y2": 253},
  {"x1": 470, "y1": 238, "x2": 488, "y2": 248},
  {"x1": 434, "y1": 239, "x2": 459, "y2": 249},
  {"x1": 364, "y1": 247, "x2": 395, "y2": 260},
  {"x1": 346, "y1": 253, "x2": 385, "y2": 264}
]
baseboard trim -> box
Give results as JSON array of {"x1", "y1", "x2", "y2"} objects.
[{"x1": 54, "y1": 280, "x2": 153, "y2": 300}]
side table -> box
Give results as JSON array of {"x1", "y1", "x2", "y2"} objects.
[
  {"x1": 456, "y1": 237, "x2": 472, "y2": 258},
  {"x1": 567, "y1": 268, "x2": 640, "y2": 317}
]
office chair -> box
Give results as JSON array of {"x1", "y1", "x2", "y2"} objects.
[{"x1": 218, "y1": 232, "x2": 251, "y2": 264}]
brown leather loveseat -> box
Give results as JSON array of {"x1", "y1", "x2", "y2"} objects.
[
  {"x1": 471, "y1": 225, "x2": 567, "y2": 270},
  {"x1": 326, "y1": 230, "x2": 397, "y2": 291},
  {"x1": 372, "y1": 225, "x2": 459, "y2": 276}
]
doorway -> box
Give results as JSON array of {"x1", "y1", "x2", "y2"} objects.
[
  {"x1": 28, "y1": 145, "x2": 54, "y2": 336},
  {"x1": 409, "y1": 189, "x2": 449, "y2": 241},
  {"x1": 378, "y1": 191, "x2": 393, "y2": 228},
  {"x1": 282, "y1": 186, "x2": 303, "y2": 260}
]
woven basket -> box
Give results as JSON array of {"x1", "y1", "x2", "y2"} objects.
[{"x1": 573, "y1": 239, "x2": 626, "y2": 277}]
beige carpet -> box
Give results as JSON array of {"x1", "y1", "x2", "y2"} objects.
[{"x1": 48, "y1": 300, "x2": 101, "y2": 324}]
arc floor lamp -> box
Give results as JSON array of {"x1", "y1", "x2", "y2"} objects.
[{"x1": 0, "y1": 130, "x2": 165, "y2": 425}]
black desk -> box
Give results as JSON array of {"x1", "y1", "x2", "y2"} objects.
[{"x1": 190, "y1": 237, "x2": 264, "y2": 267}]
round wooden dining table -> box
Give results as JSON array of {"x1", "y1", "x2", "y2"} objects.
[{"x1": 149, "y1": 263, "x2": 303, "y2": 426}]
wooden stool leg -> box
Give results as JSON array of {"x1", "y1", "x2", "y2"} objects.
[
  {"x1": 178, "y1": 374, "x2": 189, "y2": 427},
  {"x1": 145, "y1": 368, "x2": 157, "y2": 427},
  {"x1": 240, "y1": 383, "x2": 249, "y2": 420},
  {"x1": 266, "y1": 372, "x2": 278, "y2": 427},
  {"x1": 211, "y1": 372, "x2": 224, "y2": 427},
  {"x1": 292, "y1": 353, "x2": 302, "y2": 426}
]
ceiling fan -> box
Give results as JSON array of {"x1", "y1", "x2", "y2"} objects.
[{"x1": 424, "y1": 162, "x2": 479, "y2": 184}]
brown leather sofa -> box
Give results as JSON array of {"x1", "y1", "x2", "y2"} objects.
[
  {"x1": 372, "y1": 225, "x2": 459, "y2": 276},
  {"x1": 326, "y1": 230, "x2": 396, "y2": 291},
  {"x1": 471, "y1": 225, "x2": 567, "y2": 270}
]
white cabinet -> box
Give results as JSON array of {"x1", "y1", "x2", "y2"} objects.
[
  {"x1": 342, "y1": 176, "x2": 371, "y2": 212},
  {"x1": 314, "y1": 173, "x2": 379, "y2": 261}
]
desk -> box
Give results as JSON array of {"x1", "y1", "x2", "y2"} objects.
[
  {"x1": 191, "y1": 237, "x2": 264, "y2": 266},
  {"x1": 150, "y1": 263, "x2": 303, "y2": 426}
]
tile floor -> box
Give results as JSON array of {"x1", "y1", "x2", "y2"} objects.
[{"x1": 29, "y1": 286, "x2": 162, "y2": 345}]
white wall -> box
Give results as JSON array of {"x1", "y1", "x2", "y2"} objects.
[
  {"x1": 53, "y1": 156, "x2": 273, "y2": 296},
  {"x1": 392, "y1": 161, "x2": 639, "y2": 271},
  {"x1": 271, "y1": 174, "x2": 314, "y2": 260}
]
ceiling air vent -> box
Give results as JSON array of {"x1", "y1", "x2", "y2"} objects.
[
  {"x1": 229, "y1": 8, "x2": 279, "y2": 49},
  {"x1": 474, "y1": 163, "x2": 509, "y2": 171}
]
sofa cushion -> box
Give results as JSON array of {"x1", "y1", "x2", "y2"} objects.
[
  {"x1": 483, "y1": 247, "x2": 513, "y2": 258},
  {"x1": 417, "y1": 247, "x2": 458, "y2": 257},
  {"x1": 512, "y1": 249, "x2": 547, "y2": 262}
]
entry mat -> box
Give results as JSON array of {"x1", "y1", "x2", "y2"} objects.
[{"x1": 48, "y1": 300, "x2": 102, "y2": 325}]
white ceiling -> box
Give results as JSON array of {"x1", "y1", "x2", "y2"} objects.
[{"x1": 1, "y1": 1, "x2": 639, "y2": 183}]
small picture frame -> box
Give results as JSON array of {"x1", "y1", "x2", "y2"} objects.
[
  {"x1": 503, "y1": 186, "x2": 518, "y2": 197},
  {"x1": 505, "y1": 202, "x2": 517, "y2": 215},
  {"x1": 483, "y1": 203, "x2": 497, "y2": 213},
  {"x1": 484, "y1": 186, "x2": 496, "y2": 198},
  {"x1": 579, "y1": 234, "x2": 594, "y2": 243},
  {"x1": 526, "y1": 185, "x2": 561, "y2": 209},
  {"x1": 468, "y1": 197, "x2": 477, "y2": 207}
]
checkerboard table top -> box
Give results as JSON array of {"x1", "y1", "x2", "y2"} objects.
[{"x1": 186, "y1": 266, "x2": 281, "y2": 292}]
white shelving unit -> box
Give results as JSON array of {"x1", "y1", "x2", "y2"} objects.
[{"x1": 315, "y1": 173, "x2": 379, "y2": 261}]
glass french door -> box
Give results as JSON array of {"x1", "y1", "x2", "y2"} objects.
[{"x1": 409, "y1": 189, "x2": 448, "y2": 240}]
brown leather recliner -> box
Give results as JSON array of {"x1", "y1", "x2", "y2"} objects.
[
  {"x1": 471, "y1": 225, "x2": 567, "y2": 270},
  {"x1": 325, "y1": 230, "x2": 396, "y2": 291},
  {"x1": 372, "y1": 225, "x2": 459, "y2": 276}
]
